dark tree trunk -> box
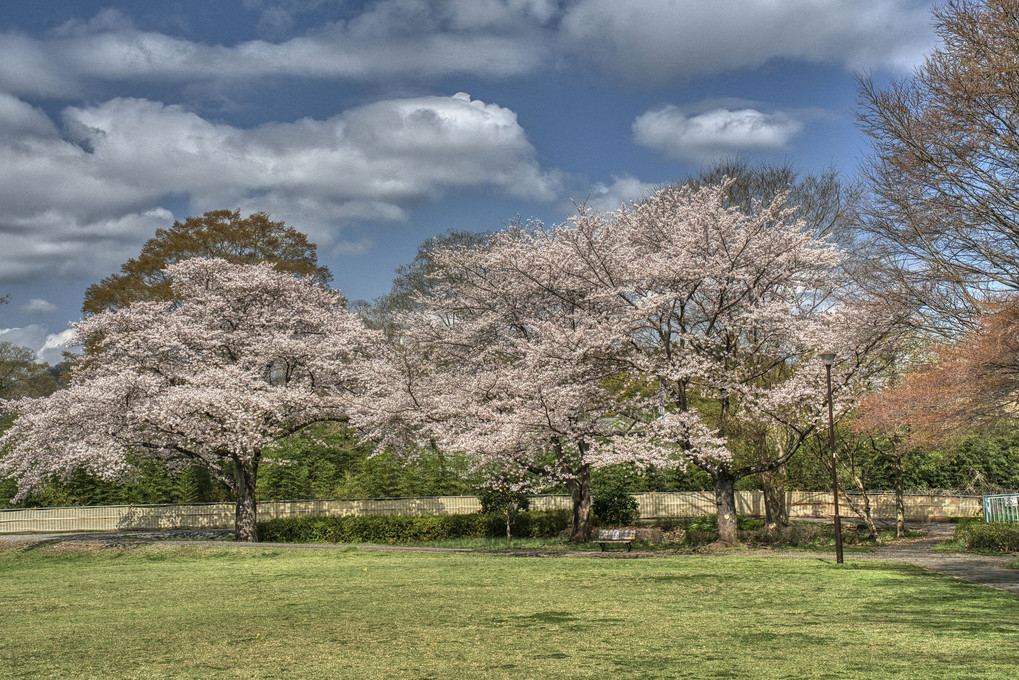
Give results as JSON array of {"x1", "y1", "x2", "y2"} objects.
[
  {"x1": 714, "y1": 472, "x2": 739, "y2": 545},
  {"x1": 566, "y1": 463, "x2": 592, "y2": 543},
  {"x1": 234, "y1": 462, "x2": 259, "y2": 542},
  {"x1": 893, "y1": 455, "x2": 906, "y2": 538}
]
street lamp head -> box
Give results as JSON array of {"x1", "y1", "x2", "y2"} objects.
[{"x1": 820, "y1": 352, "x2": 836, "y2": 367}]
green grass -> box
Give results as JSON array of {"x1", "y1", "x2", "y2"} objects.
[{"x1": 1, "y1": 542, "x2": 1018, "y2": 679}]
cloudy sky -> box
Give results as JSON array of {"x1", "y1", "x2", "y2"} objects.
[{"x1": 0, "y1": 0, "x2": 938, "y2": 363}]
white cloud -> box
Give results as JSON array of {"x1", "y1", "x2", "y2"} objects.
[
  {"x1": 0, "y1": 92, "x2": 559, "y2": 285},
  {"x1": 0, "y1": 2, "x2": 935, "y2": 96},
  {"x1": 560, "y1": 0, "x2": 935, "y2": 85},
  {"x1": 17, "y1": 299, "x2": 59, "y2": 315},
  {"x1": 0, "y1": 6, "x2": 551, "y2": 97},
  {"x1": 37, "y1": 328, "x2": 77, "y2": 365},
  {"x1": 633, "y1": 106, "x2": 804, "y2": 161},
  {"x1": 331, "y1": 238, "x2": 374, "y2": 256},
  {"x1": 0, "y1": 325, "x2": 77, "y2": 365},
  {"x1": 582, "y1": 175, "x2": 659, "y2": 213}
]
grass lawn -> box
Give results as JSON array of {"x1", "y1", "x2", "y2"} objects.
[{"x1": 1, "y1": 542, "x2": 1017, "y2": 679}]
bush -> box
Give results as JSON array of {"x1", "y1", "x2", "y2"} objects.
[
  {"x1": 257, "y1": 510, "x2": 571, "y2": 544},
  {"x1": 953, "y1": 521, "x2": 1019, "y2": 553},
  {"x1": 592, "y1": 483, "x2": 640, "y2": 526},
  {"x1": 647, "y1": 516, "x2": 880, "y2": 549}
]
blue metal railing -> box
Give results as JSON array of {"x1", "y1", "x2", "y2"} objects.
[{"x1": 982, "y1": 494, "x2": 1019, "y2": 522}]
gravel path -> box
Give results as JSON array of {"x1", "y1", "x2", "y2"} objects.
[
  {"x1": 3, "y1": 523, "x2": 1017, "y2": 596},
  {"x1": 855, "y1": 523, "x2": 1019, "y2": 595}
]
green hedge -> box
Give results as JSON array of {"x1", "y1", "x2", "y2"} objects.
[
  {"x1": 953, "y1": 521, "x2": 1019, "y2": 552},
  {"x1": 257, "y1": 510, "x2": 571, "y2": 544}
]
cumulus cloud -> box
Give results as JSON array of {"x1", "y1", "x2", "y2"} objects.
[
  {"x1": 560, "y1": 0, "x2": 935, "y2": 85},
  {"x1": 0, "y1": 324, "x2": 76, "y2": 364},
  {"x1": 0, "y1": 91, "x2": 559, "y2": 284},
  {"x1": 633, "y1": 105, "x2": 804, "y2": 161},
  {"x1": 582, "y1": 175, "x2": 659, "y2": 213},
  {"x1": 0, "y1": 5, "x2": 552, "y2": 97},
  {"x1": 37, "y1": 328, "x2": 77, "y2": 365},
  {"x1": 17, "y1": 299, "x2": 59, "y2": 315},
  {"x1": 0, "y1": 1, "x2": 934, "y2": 96}
]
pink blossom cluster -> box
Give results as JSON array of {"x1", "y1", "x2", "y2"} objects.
[
  {"x1": 0, "y1": 258, "x2": 383, "y2": 502},
  {"x1": 362, "y1": 181, "x2": 904, "y2": 488}
]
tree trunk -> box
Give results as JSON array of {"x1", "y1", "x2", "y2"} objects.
[
  {"x1": 566, "y1": 464, "x2": 592, "y2": 543},
  {"x1": 761, "y1": 465, "x2": 788, "y2": 536},
  {"x1": 234, "y1": 462, "x2": 259, "y2": 542},
  {"x1": 714, "y1": 473, "x2": 739, "y2": 545},
  {"x1": 894, "y1": 455, "x2": 906, "y2": 538},
  {"x1": 505, "y1": 508, "x2": 512, "y2": 541},
  {"x1": 842, "y1": 488, "x2": 879, "y2": 540},
  {"x1": 842, "y1": 460, "x2": 879, "y2": 541}
]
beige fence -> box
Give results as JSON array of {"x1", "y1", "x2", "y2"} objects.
[{"x1": 0, "y1": 491, "x2": 981, "y2": 534}]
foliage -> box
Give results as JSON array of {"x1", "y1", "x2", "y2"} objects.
[
  {"x1": 953, "y1": 521, "x2": 1019, "y2": 553},
  {"x1": 0, "y1": 459, "x2": 225, "y2": 508},
  {"x1": 0, "y1": 342, "x2": 58, "y2": 399},
  {"x1": 354, "y1": 229, "x2": 491, "y2": 339},
  {"x1": 257, "y1": 423, "x2": 477, "y2": 501},
  {"x1": 257, "y1": 510, "x2": 571, "y2": 544},
  {"x1": 82, "y1": 209, "x2": 332, "y2": 315},
  {"x1": 0, "y1": 259, "x2": 382, "y2": 541},
  {"x1": 0, "y1": 423, "x2": 475, "y2": 509},
  {"x1": 591, "y1": 478, "x2": 640, "y2": 526},
  {"x1": 659, "y1": 515, "x2": 903, "y2": 550},
  {"x1": 365, "y1": 179, "x2": 904, "y2": 545}
]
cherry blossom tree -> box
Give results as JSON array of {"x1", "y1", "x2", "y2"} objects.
[
  {"x1": 355, "y1": 222, "x2": 647, "y2": 542},
  {"x1": 551, "y1": 182, "x2": 905, "y2": 544},
  {"x1": 0, "y1": 259, "x2": 380, "y2": 541},
  {"x1": 363, "y1": 182, "x2": 904, "y2": 545}
]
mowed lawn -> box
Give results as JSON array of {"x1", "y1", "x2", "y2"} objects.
[{"x1": 1, "y1": 542, "x2": 1017, "y2": 679}]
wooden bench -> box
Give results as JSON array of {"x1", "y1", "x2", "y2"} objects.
[{"x1": 597, "y1": 528, "x2": 636, "y2": 552}]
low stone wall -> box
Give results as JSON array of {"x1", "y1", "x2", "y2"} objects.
[{"x1": 0, "y1": 490, "x2": 982, "y2": 534}]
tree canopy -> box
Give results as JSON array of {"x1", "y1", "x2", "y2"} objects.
[
  {"x1": 362, "y1": 180, "x2": 904, "y2": 544},
  {"x1": 0, "y1": 343, "x2": 58, "y2": 400},
  {"x1": 2, "y1": 259, "x2": 380, "y2": 541},
  {"x1": 82, "y1": 210, "x2": 332, "y2": 315}
]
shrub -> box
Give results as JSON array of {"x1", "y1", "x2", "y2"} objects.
[
  {"x1": 257, "y1": 510, "x2": 570, "y2": 544},
  {"x1": 592, "y1": 483, "x2": 640, "y2": 526},
  {"x1": 953, "y1": 521, "x2": 1019, "y2": 553}
]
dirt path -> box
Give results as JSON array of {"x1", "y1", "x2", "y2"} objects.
[{"x1": 854, "y1": 523, "x2": 1019, "y2": 596}]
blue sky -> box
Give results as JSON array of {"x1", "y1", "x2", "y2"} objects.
[{"x1": 0, "y1": 0, "x2": 938, "y2": 363}]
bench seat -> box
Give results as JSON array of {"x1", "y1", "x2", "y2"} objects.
[{"x1": 597, "y1": 528, "x2": 636, "y2": 552}]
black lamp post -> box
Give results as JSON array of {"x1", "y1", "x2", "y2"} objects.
[{"x1": 820, "y1": 352, "x2": 844, "y2": 564}]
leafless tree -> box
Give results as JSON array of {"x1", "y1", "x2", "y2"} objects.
[{"x1": 857, "y1": 0, "x2": 1019, "y2": 332}]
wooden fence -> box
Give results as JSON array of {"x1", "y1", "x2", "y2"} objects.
[{"x1": 0, "y1": 491, "x2": 982, "y2": 534}]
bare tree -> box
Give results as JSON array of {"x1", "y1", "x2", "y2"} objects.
[{"x1": 857, "y1": 0, "x2": 1019, "y2": 331}]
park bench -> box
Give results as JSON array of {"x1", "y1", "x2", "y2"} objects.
[{"x1": 597, "y1": 528, "x2": 635, "y2": 552}]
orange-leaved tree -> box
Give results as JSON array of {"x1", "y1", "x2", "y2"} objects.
[{"x1": 854, "y1": 301, "x2": 1019, "y2": 534}]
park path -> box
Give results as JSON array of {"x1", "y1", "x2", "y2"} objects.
[
  {"x1": 735, "y1": 522, "x2": 1019, "y2": 596},
  {"x1": 853, "y1": 522, "x2": 1019, "y2": 596},
  {"x1": 2, "y1": 523, "x2": 1018, "y2": 596}
]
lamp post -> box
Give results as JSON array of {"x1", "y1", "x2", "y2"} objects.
[{"x1": 820, "y1": 352, "x2": 844, "y2": 564}]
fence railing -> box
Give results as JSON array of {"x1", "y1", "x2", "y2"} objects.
[
  {"x1": 982, "y1": 493, "x2": 1019, "y2": 523},
  {"x1": 0, "y1": 490, "x2": 984, "y2": 534}
]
